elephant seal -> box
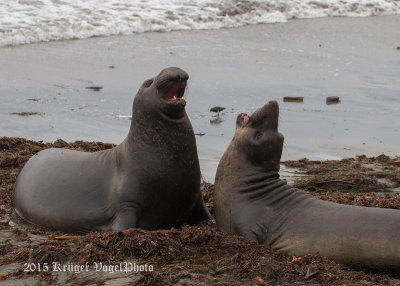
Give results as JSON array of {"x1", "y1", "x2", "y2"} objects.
[
  {"x1": 214, "y1": 100, "x2": 400, "y2": 270},
  {"x1": 13, "y1": 67, "x2": 211, "y2": 233}
]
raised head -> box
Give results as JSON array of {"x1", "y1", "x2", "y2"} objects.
[
  {"x1": 232, "y1": 100, "x2": 284, "y2": 170},
  {"x1": 133, "y1": 67, "x2": 189, "y2": 120}
]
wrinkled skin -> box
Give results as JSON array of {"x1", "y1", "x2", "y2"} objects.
[
  {"x1": 13, "y1": 67, "x2": 212, "y2": 233},
  {"x1": 214, "y1": 100, "x2": 400, "y2": 270}
]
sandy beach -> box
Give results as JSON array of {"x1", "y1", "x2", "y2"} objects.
[{"x1": 1, "y1": 15, "x2": 399, "y2": 181}]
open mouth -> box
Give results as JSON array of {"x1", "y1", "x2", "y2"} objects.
[
  {"x1": 237, "y1": 101, "x2": 279, "y2": 128},
  {"x1": 162, "y1": 83, "x2": 186, "y2": 101},
  {"x1": 237, "y1": 113, "x2": 250, "y2": 126}
]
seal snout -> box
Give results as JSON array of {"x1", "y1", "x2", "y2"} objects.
[
  {"x1": 262, "y1": 100, "x2": 279, "y2": 118},
  {"x1": 241, "y1": 100, "x2": 279, "y2": 130},
  {"x1": 153, "y1": 67, "x2": 190, "y2": 119},
  {"x1": 155, "y1": 67, "x2": 189, "y2": 102},
  {"x1": 173, "y1": 71, "x2": 189, "y2": 83}
]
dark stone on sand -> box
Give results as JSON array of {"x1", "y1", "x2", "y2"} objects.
[
  {"x1": 85, "y1": 86, "x2": 103, "y2": 91},
  {"x1": 10, "y1": 112, "x2": 45, "y2": 116},
  {"x1": 326, "y1": 96, "x2": 340, "y2": 104},
  {"x1": 396, "y1": 46, "x2": 400, "y2": 50},
  {"x1": 283, "y1": 96, "x2": 304, "y2": 103}
]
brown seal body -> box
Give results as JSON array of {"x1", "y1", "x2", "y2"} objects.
[
  {"x1": 13, "y1": 67, "x2": 211, "y2": 233},
  {"x1": 214, "y1": 101, "x2": 400, "y2": 270}
]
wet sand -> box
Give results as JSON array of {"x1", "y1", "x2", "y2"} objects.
[{"x1": 1, "y1": 15, "x2": 399, "y2": 182}]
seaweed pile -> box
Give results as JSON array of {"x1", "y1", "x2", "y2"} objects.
[{"x1": 1, "y1": 137, "x2": 400, "y2": 285}]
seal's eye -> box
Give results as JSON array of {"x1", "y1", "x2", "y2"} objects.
[
  {"x1": 255, "y1": 132, "x2": 262, "y2": 140},
  {"x1": 143, "y1": 79, "x2": 153, "y2": 88}
]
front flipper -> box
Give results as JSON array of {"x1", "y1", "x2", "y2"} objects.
[
  {"x1": 110, "y1": 204, "x2": 139, "y2": 231},
  {"x1": 231, "y1": 204, "x2": 273, "y2": 244},
  {"x1": 187, "y1": 196, "x2": 213, "y2": 225}
]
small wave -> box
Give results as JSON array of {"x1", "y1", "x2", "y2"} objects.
[{"x1": 1, "y1": 0, "x2": 399, "y2": 47}]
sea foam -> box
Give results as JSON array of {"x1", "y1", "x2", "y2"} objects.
[{"x1": 1, "y1": 0, "x2": 399, "y2": 47}]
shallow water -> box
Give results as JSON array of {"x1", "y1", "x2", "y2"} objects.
[{"x1": 1, "y1": 16, "x2": 399, "y2": 182}]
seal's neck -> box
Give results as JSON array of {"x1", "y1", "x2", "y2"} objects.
[
  {"x1": 126, "y1": 107, "x2": 193, "y2": 151},
  {"x1": 234, "y1": 170, "x2": 291, "y2": 203},
  {"x1": 221, "y1": 145, "x2": 310, "y2": 207},
  {"x1": 222, "y1": 144, "x2": 282, "y2": 180},
  {"x1": 226, "y1": 151, "x2": 315, "y2": 246}
]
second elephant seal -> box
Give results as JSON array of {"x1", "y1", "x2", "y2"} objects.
[
  {"x1": 214, "y1": 100, "x2": 400, "y2": 270},
  {"x1": 13, "y1": 67, "x2": 212, "y2": 233}
]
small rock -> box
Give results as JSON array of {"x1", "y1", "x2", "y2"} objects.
[
  {"x1": 10, "y1": 112, "x2": 45, "y2": 116},
  {"x1": 326, "y1": 96, "x2": 340, "y2": 104},
  {"x1": 86, "y1": 86, "x2": 103, "y2": 91},
  {"x1": 283, "y1": 97, "x2": 303, "y2": 103}
]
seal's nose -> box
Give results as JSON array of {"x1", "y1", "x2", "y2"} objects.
[
  {"x1": 267, "y1": 100, "x2": 279, "y2": 120},
  {"x1": 268, "y1": 100, "x2": 279, "y2": 109},
  {"x1": 172, "y1": 68, "x2": 189, "y2": 82},
  {"x1": 175, "y1": 70, "x2": 189, "y2": 82},
  {"x1": 159, "y1": 67, "x2": 189, "y2": 82}
]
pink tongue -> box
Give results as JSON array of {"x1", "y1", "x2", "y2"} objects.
[
  {"x1": 243, "y1": 115, "x2": 249, "y2": 124},
  {"x1": 164, "y1": 84, "x2": 180, "y2": 100}
]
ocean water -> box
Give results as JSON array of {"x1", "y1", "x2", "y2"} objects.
[{"x1": 1, "y1": 0, "x2": 400, "y2": 47}]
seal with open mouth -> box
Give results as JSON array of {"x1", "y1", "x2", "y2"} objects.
[
  {"x1": 13, "y1": 67, "x2": 212, "y2": 233},
  {"x1": 214, "y1": 100, "x2": 400, "y2": 270}
]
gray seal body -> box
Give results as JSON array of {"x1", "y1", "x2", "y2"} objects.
[
  {"x1": 13, "y1": 67, "x2": 211, "y2": 233},
  {"x1": 214, "y1": 101, "x2": 400, "y2": 270}
]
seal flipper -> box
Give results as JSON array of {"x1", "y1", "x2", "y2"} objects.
[
  {"x1": 110, "y1": 204, "x2": 139, "y2": 231},
  {"x1": 10, "y1": 208, "x2": 37, "y2": 229},
  {"x1": 231, "y1": 204, "x2": 272, "y2": 244},
  {"x1": 187, "y1": 196, "x2": 213, "y2": 225}
]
